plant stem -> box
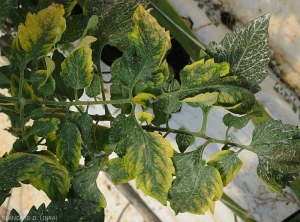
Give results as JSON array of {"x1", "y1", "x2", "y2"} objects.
[
  {"x1": 142, "y1": 125, "x2": 250, "y2": 150},
  {"x1": 18, "y1": 66, "x2": 26, "y2": 140},
  {"x1": 199, "y1": 106, "x2": 212, "y2": 136}
]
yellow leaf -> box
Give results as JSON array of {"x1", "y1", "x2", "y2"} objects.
[
  {"x1": 137, "y1": 112, "x2": 154, "y2": 125},
  {"x1": 132, "y1": 93, "x2": 156, "y2": 107}
]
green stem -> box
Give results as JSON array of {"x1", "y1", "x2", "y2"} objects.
[
  {"x1": 142, "y1": 125, "x2": 250, "y2": 150},
  {"x1": 199, "y1": 106, "x2": 212, "y2": 136},
  {"x1": 18, "y1": 66, "x2": 26, "y2": 140}
]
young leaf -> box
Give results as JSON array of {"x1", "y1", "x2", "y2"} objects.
[
  {"x1": 0, "y1": 151, "x2": 70, "y2": 204},
  {"x1": 110, "y1": 115, "x2": 175, "y2": 205},
  {"x1": 56, "y1": 121, "x2": 82, "y2": 173},
  {"x1": 175, "y1": 133, "x2": 195, "y2": 153},
  {"x1": 104, "y1": 157, "x2": 134, "y2": 185},
  {"x1": 206, "y1": 14, "x2": 271, "y2": 92},
  {"x1": 179, "y1": 58, "x2": 255, "y2": 114},
  {"x1": 82, "y1": 15, "x2": 98, "y2": 38},
  {"x1": 10, "y1": 199, "x2": 104, "y2": 222},
  {"x1": 84, "y1": 0, "x2": 148, "y2": 48},
  {"x1": 169, "y1": 150, "x2": 223, "y2": 214},
  {"x1": 72, "y1": 153, "x2": 108, "y2": 208},
  {"x1": 250, "y1": 120, "x2": 300, "y2": 156},
  {"x1": 207, "y1": 150, "x2": 243, "y2": 186},
  {"x1": 28, "y1": 117, "x2": 60, "y2": 137},
  {"x1": 60, "y1": 45, "x2": 94, "y2": 91},
  {"x1": 10, "y1": 3, "x2": 66, "y2": 65},
  {"x1": 137, "y1": 111, "x2": 154, "y2": 125},
  {"x1": 223, "y1": 111, "x2": 263, "y2": 129}
]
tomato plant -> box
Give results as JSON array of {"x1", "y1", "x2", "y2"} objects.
[{"x1": 0, "y1": 1, "x2": 299, "y2": 221}]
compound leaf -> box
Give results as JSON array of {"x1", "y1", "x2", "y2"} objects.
[
  {"x1": 207, "y1": 150, "x2": 243, "y2": 186},
  {"x1": 169, "y1": 150, "x2": 223, "y2": 214},
  {"x1": 10, "y1": 3, "x2": 66, "y2": 65},
  {"x1": 110, "y1": 115, "x2": 175, "y2": 205},
  {"x1": 72, "y1": 153, "x2": 108, "y2": 208},
  {"x1": 0, "y1": 151, "x2": 70, "y2": 204},
  {"x1": 223, "y1": 111, "x2": 263, "y2": 129},
  {"x1": 29, "y1": 117, "x2": 60, "y2": 137},
  {"x1": 206, "y1": 14, "x2": 270, "y2": 92},
  {"x1": 10, "y1": 199, "x2": 104, "y2": 222},
  {"x1": 56, "y1": 121, "x2": 82, "y2": 173},
  {"x1": 179, "y1": 58, "x2": 255, "y2": 114},
  {"x1": 60, "y1": 44, "x2": 94, "y2": 91},
  {"x1": 104, "y1": 157, "x2": 134, "y2": 185}
]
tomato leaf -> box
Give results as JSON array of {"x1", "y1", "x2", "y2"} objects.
[
  {"x1": 110, "y1": 115, "x2": 175, "y2": 205},
  {"x1": 207, "y1": 150, "x2": 243, "y2": 186},
  {"x1": 250, "y1": 120, "x2": 300, "y2": 156},
  {"x1": 84, "y1": 0, "x2": 148, "y2": 48},
  {"x1": 179, "y1": 58, "x2": 255, "y2": 114},
  {"x1": 56, "y1": 121, "x2": 82, "y2": 173},
  {"x1": 175, "y1": 133, "x2": 195, "y2": 153},
  {"x1": 104, "y1": 157, "x2": 134, "y2": 185},
  {"x1": 10, "y1": 3, "x2": 66, "y2": 65},
  {"x1": 0, "y1": 151, "x2": 70, "y2": 204},
  {"x1": 86, "y1": 74, "x2": 101, "y2": 98},
  {"x1": 223, "y1": 111, "x2": 263, "y2": 129},
  {"x1": 110, "y1": 5, "x2": 171, "y2": 103},
  {"x1": 72, "y1": 153, "x2": 108, "y2": 208},
  {"x1": 60, "y1": 39, "x2": 95, "y2": 91},
  {"x1": 206, "y1": 14, "x2": 270, "y2": 92},
  {"x1": 28, "y1": 117, "x2": 60, "y2": 137},
  {"x1": 169, "y1": 150, "x2": 223, "y2": 214},
  {"x1": 9, "y1": 199, "x2": 104, "y2": 222}
]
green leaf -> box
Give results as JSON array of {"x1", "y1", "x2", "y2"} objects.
[
  {"x1": 207, "y1": 150, "x2": 243, "y2": 186},
  {"x1": 28, "y1": 108, "x2": 45, "y2": 120},
  {"x1": 86, "y1": 74, "x2": 101, "y2": 98},
  {"x1": 250, "y1": 120, "x2": 300, "y2": 156},
  {"x1": 223, "y1": 111, "x2": 263, "y2": 129},
  {"x1": 60, "y1": 44, "x2": 94, "y2": 91},
  {"x1": 110, "y1": 115, "x2": 175, "y2": 205},
  {"x1": 0, "y1": 0, "x2": 12, "y2": 30},
  {"x1": 10, "y1": 199, "x2": 104, "y2": 222},
  {"x1": 56, "y1": 121, "x2": 82, "y2": 173},
  {"x1": 82, "y1": 15, "x2": 99, "y2": 38},
  {"x1": 104, "y1": 157, "x2": 134, "y2": 185},
  {"x1": 257, "y1": 156, "x2": 294, "y2": 196},
  {"x1": 175, "y1": 132, "x2": 195, "y2": 153},
  {"x1": 179, "y1": 58, "x2": 255, "y2": 114},
  {"x1": 169, "y1": 150, "x2": 223, "y2": 214},
  {"x1": 84, "y1": 0, "x2": 148, "y2": 48},
  {"x1": 206, "y1": 14, "x2": 271, "y2": 92},
  {"x1": 60, "y1": 14, "x2": 90, "y2": 43},
  {"x1": 10, "y1": 3, "x2": 66, "y2": 65},
  {"x1": 110, "y1": 5, "x2": 171, "y2": 102},
  {"x1": 29, "y1": 117, "x2": 60, "y2": 137},
  {"x1": 31, "y1": 57, "x2": 56, "y2": 97},
  {"x1": 0, "y1": 151, "x2": 70, "y2": 204},
  {"x1": 38, "y1": 0, "x2": 77, "y2": 17},
  {"x1": 75, "y1": 112, "x2": 93, "y2": 142},
  {"x1": 137, "y1": 111, "x2": 154, "y2": 125},
  {"x1": 181, "y1": 92, "x2": 219, "y2": 108},
  {"x1": 72, "y1": 153, "x2": 108, "y2": 208},
  {"x1": 90, "y1": 126, "x2": 111, "y2": 154},
  {"x1": 52, "y1": 50, "x2": 84, "y2": 100}
]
